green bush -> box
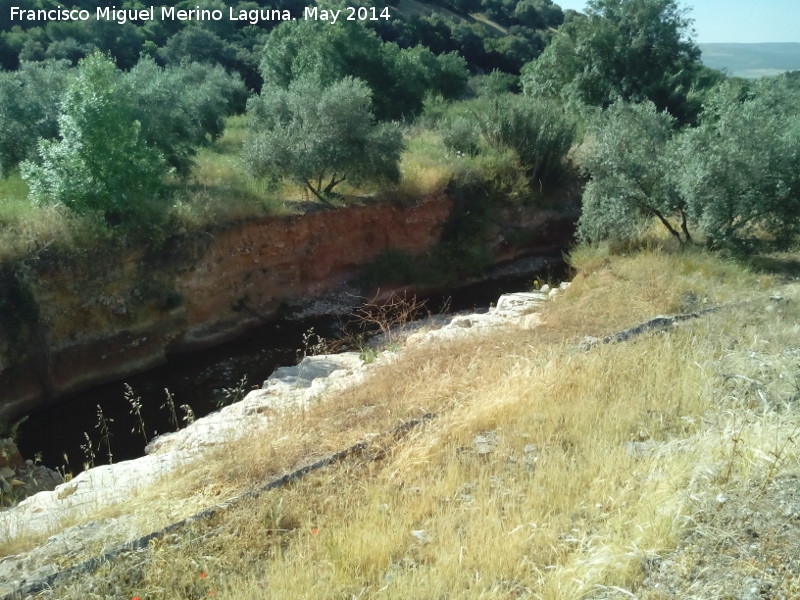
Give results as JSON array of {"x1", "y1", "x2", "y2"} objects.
[
  {"x1": 428, "y1": 95, "x2": 575, "y2": 194},
  {"x1": 125, "y1": 58, "x2": 247, "y2": 176},
  {"x1": 576, "y1": 77, "x2": 800, "y2": 251},
  {"x1": 520, "y1": 0, "x2": 707, "y2": 124},
  {"x1": 673, "y1": 79, "x2": 800, "y2": 250},
  {"x1": 440, "y1": 115, "x2": 482, "y2": 156},
  {"x1": 575, "y1": 100, "x2": 687, "y2": 244},
  {"x1": 21, "y1": 53, "x2": 168, "y2": 228},
  {"x1": 479, "y1": 95, "x2": 575, "y2": 187},
  {"x1": 258, "y1": 19, "x2": 468, "y2": 121}
]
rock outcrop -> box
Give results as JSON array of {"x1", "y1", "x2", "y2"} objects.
[
  {"x1": 0, "y1": 194, "x2": 453, "y2": 422},
  {"x1": 0, "y1": 290, "x2": 560, "y2": 553},
  {"x1": 0, "y1": 190, "x2": 578, "y2": 423}
]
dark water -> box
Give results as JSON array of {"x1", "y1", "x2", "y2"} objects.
[{"x1": 17, "y1": 256, "x2": 566, "y2": 472}]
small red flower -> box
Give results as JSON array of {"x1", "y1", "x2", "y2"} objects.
[
  {"x1": 200, "y1": 572, "x2": 207, "y2": 578},
  {"x1": 312, "y1": 528, "x2": 319, "y2": 534}
]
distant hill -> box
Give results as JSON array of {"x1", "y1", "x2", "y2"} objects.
[{"x1": 699, "y1": 43, "x2": 800, "y2": 78}]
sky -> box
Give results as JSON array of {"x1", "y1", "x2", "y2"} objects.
[{"x1": 555, "y1": 0, "x2": 800, "y2": 44}]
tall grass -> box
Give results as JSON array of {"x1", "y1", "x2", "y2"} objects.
[
  {"x1": 0, "y1": 175, "x2": 92, "y2": 263},
  {"x1": 21, "y1": 244, "x2": 800, "y2": 599}
]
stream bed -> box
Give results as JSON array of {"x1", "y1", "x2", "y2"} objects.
[{"x1": 17, "y1": 255, "x2": 565, "y2": 472}]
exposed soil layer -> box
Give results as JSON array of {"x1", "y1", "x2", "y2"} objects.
[{"x1": 0, "y1": 193, "x2": 577, "y2": 423}]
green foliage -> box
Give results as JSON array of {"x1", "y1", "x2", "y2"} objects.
[
  {"x1": 440, "y1": 114, "x2": 482, "y2": 156},
  {"x1": 21, "y1": 53, "x2": 168, "y2": 227},
  {"x1": 10, "y1": 53, "x2": 245, "y2": 228},
  {"x1": 258, "y1": 18, "x2": 467, "y2": 120},
  {"x1": 673, "y1": 78, "x2": 800, "y2": 250},
  {"x1": 472, "y1": 69, "x2": 519, "y2": 97},
  {"x1": 479, "y1": 95, "x2": 575, "y2": 187},
  {"x1": 125, "y1": 58, "x2": 247, "y2": 176},
  {"x1": 243, "y1": 76, "x2": 404, "y2": 204},
  {"x1": 0, "y1": 59, "x2": 70, "y2": 175},
  {"x1": 520, "y1": 0, "x2": 705, "y2": 123},
  {"x1": 432, "y1": 95, "x2": 575, "y2": 192},
  {"x1": 157, "y1": 25, "x2": 257, "y2": 84},
  {"x1": 575, "y1": 100, "x2": 688, "y2": 243},
  {"x1": 577, "y1": 76, "x2": 800, "y2": 251},
  {"x1": 513, "y1": 0, "x2": 564, "y2": 29}
]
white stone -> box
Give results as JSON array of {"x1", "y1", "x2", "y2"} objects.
[{"x1": 0, "y1": 286, "x2": 561, "y2": 564}]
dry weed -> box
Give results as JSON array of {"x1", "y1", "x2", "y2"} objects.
[{"x1": 23, "y1": 247, "x2": 800, "y2": 600}]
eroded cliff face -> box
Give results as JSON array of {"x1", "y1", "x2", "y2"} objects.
[
  {"x1": 0, "y1": 195, "x2": 452, "y2": 421},
  {"x1": 174, "y1": 194, "x2": 454, "y2": 347},
  {"x1": 0, "y1": 192, "x2": 577, "y2": 422}
]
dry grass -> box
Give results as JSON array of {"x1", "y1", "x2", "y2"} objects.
[
  {"x1": 171, "y1": 145, "x2": 294, "y2": 227},
  {"x1": 393, "y1": 130, "x2": 460, "y2": 198},
  {"x1": 26, "y1": 245, "x2": 800, "y2": 599},
  {"x1": 0, "y1": 176, "x2": 94, "y2": 263},
  {"x1": 178, "y1": 124, "x2": 457, "y2": 216}
]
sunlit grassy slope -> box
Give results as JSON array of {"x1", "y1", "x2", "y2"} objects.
[
  {"x1": 390, "y1": 0, "x2": 507, "y2": 35},
  {"x1": 32, "y1": 241, "x2": 800, "y2": 599}
]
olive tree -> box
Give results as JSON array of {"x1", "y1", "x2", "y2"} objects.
[
  {"x1": 124, "y1": 58, "x2": 247, "y2": 176},
  {"x1": 577, "y1": 77, "x2": 800, "y2": 251},
  {"x1": 575, "y1": 100, "x2": 688, "y2": 243},
  {"x1": 673, "y1": 79, "x2": 800, "y2": 250},
  {"x1": 243, "y1": 76, "x2": 403, "y2": 205},
  {"x1": 0, "y1": 60, "x2": 70, "y2": 176}
]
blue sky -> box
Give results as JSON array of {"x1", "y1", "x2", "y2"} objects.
[{"x1": 555, "y1": 0, "x2": 800, "y2": 43}]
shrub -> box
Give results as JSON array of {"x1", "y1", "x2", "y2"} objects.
[
  {"x1": 0, "y1": 60, "x2": 70, "y2": 176},
  {"x1": 478, "y1": 95, "x2": 575, "y2": 187},
  {"x1": 673, "y1": 79, "x2": 800, "y2": 250},
  {"x1": 22, "y1": 53, "x2": 168, "y2": 228}
]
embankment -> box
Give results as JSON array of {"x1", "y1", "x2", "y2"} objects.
[{"x1": 0, "y1": 192, "x2": 577, "y2": 422}]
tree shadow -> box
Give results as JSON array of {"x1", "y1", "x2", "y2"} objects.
[{"x1": 747, "y1": 254, "x2": 800, "y2": 279}]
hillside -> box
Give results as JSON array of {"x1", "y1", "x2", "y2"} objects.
[
  {"x1": 2, "y1": 243, "x2": 800, "y2": 599},
  {"x1": 700, "y1": 42, "x2": 800, "y2": 78}
]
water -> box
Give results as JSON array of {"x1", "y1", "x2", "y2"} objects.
[
  {"x1": 16, "y1": 316, "x2": 334, "y2": 471},
  {"x1": 17, "y1": 256, "x2": 566, "y2": 472}
]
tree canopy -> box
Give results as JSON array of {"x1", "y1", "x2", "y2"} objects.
[
  {"x1": 0, "y1": 59, "x2": 69, "y2": 176},
  {"x1": 576, "y1": 75, "x2": 800, "y2": 251},
  {"x1": 575, "y1": 100, "x2": 687, "y2": 243},
  {"x1": 18, "y1": 53, "x2": 245, "y2": 226},
  {"x1": 243, "y1": 76, "x2": 404, "y2": 205},
  {"x1": 259, "y1": 18, "x2": 468, "y2": 121},
  {"x1": 125, "y1": 58, "x2": 247, "y2": 176},
  {"x1": 520, "y1": 0, "x2": 708, "y2": 122},
  {"x1": 674, "y1": 78, "x2": 800, "y2": 250},
  {"x1": 21, "y1": 53, "x2": 167, "y2": 226}
]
